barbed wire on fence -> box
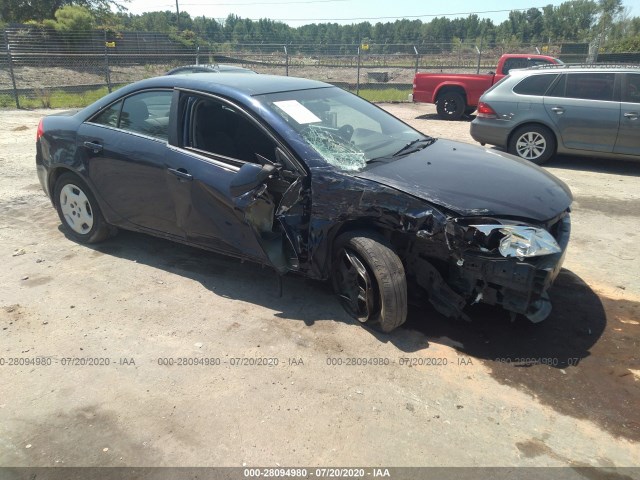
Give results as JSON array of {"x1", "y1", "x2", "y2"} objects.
[{"x1": 2, "y1": 26, "x2": 639, "y2": 108}]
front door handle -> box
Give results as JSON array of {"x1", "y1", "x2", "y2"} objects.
[
  {"x1": 83, "y1": 141, "x2": 103, "y2": 153},
  {"x1": 623, "y1": 112, "x2": 639, "y2": 120},
  {"x1": 168, "y1": 167, "x2": 193, "y2": 181},
  {"x1": 551, "y1": 107, "x2": 565, "y2": 115}
]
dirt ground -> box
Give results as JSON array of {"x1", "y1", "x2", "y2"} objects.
[{"x1": 0, "y1": 103, "x2": 639, "y2": 471}]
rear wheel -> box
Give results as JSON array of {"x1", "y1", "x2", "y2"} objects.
[
  {"x1": 436, "y1": 91, "x2": 466, "y2": 120},
  {"x1": 54, "y1": 172, "x2": 114, "y2": 244},
  {"x1": 508, "y1": 125, "x2": 556, "y2": 165},
  {"x1": 332, "y1": 232, "x2": 407, "y2": 333}
]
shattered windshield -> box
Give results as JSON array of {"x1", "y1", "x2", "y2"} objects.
[{"x1": 258, "y1": 87, "x2": 430, "y2": 172}]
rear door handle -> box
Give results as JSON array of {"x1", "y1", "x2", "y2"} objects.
[
  {"x1": 623, "y1": 112, "x2": 638, "y2": 120},
  {"x1": 83, "y1": 141, "x2": 103, "y2": 153},
  {"x1": 168, "y1": 167, "x2": 193, "y2": 181},
  {"x1": 551, "y1": 107, "x2": 565, "y2": 115}
]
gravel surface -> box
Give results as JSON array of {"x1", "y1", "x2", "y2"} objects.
[{"x1": 0, "y1": 103, "x2": 638, "y2": 469}]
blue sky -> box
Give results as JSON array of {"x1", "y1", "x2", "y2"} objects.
[{"x1": 124, "y1": 0, "x2": 639, "y2": 26}]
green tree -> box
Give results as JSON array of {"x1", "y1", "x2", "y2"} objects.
[
  {"x1": 605, "y1": 34, "x2": 640, "y2": 52},
  {"x1": 43, "y1": 4, "x2": 94, "y2": 30},
  {"x1": 526, "y1": 8, "x2": 544, "y2": 42},
  {"x1": 0, "y1": 0, "x2": 125, "y2": 24},
  {"x1": 556, "y1": 0, "x2": 598, "y2": 40},
  {"x1": 232, "y1": 21, "x2": 249, "y2": 43},
  {"x1": 595, "y1": 0, "x2": 624, "y2": 46}
]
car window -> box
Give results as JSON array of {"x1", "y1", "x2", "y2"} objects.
[
  {"x1": 624, "y1": 73, "x2": 640, "y2": 103},
  {"x1": 119, "y1": 91, "x2": 172, "y2": 140},
  {"x1": 184, "y1": 96, "x2": 277, "y2": 164},
  {"x1": 562, "y1": 73, "x2": 616, "y2": 101},
  {"x1": 259, "y1": 87, "x2": 425, "y2": 172},
  {"x1": 513, "y1": 74, "x2": 559, "y2": 96},
  {"x1": 170, "y1": 67, "x2": 214, "y2": 74},
  {"x1": 502, "y1": 58, "x2": 556, "y2": 75},
  {"x1": 546, "y1": 74, "x2": 566, "y2": 97},
  {"x1": 92, "y1": 100, "x2": 122, "y2": 127}
]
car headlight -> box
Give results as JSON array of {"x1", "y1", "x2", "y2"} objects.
[{"x1": 470, "y1": 224, "x2": 561, "y2": 259}]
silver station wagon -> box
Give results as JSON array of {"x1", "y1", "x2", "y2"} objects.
[{"x1": 470, "y1": 65, "x2": 640, "y2": 164}]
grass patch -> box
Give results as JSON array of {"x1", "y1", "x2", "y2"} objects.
[
  {"x1": 0, "y1": 84, "x2": 409, "y2": 109},
  {"x1": 0, "y1": 94, "x2": 18, "y2": 108},
  {"x1": 0, "y1": 86, "x2": 119, "y2": 109},
  {"x1": 354, "y1": 87, "x2": 411, "y2": 102},
  {"x1": 48, "y1": 87, "x2": 112, "y2": 108}
]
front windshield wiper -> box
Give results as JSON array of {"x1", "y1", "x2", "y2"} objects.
[
  {"x1": 392, "y1": 137, "x2": 436, "y2": 157},
  {"x1": 365, "y1": 136, "x2": 437, "y2": 164}
]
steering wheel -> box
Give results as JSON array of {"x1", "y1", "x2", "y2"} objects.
[{"x1": 337, "y1": 124, "x2": 354, "y2": 141}]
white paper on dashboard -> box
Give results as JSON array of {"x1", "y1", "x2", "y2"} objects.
[{"x1": 273, "y1": 100, "x2": 322, "y2": 124}]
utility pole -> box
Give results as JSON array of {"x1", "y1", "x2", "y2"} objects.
[{"x1": 175, "y1": 0, "x2": 180, "y2": 31}]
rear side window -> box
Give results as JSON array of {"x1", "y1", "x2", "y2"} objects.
[
  {"x1": 547, "y1": 74, "x2": 566, "y2": 97},
  {"x1": 623, "y1": 73, "x2": 640, "y2": 103},
  {"x1": 92, "y1": 101, "x2": 122, "y2": 127},
  {"x1": 90, "y1": 90, "x2": 172, "y2": 140},
  {"x1": 562, "y1": 73, "x2": 616, "y2": 101},
  {"x1": 120, "y1": 91, "x2": 172, "y2": 139},
  {"x1": 513, "y1": 74, "x2": 559, "y2": 96}
]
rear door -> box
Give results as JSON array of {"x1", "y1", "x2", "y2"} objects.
[
  {"x1": 614, "y1": 72, "x2": 640, "y2": 156},
  {"x1": 543, "y1": 72, "x2": 620, "y2": 153},
  {"x1": 78, "y1": 89, "x2": 180, "y2": 235}
]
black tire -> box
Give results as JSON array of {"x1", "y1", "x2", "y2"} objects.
[
  {"x1": 436, "y1": 91, "x2": 466, "y2": 120},
  {"x1": 508, "y1": 124, "x2": 556, "y2": 165},
  {"x1": 464, "y1": 107, "x2": 476, "y2": 116},
  {"x1": 332, "y1": 231, "x2": 407, "y2": 333},
  {"x1": 54, "y1": 172, "x2": 114, "y2": 244}
]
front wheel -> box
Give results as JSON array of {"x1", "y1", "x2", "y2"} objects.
[
  {"x1": 508, "y1": 125, "x2": 556, "y2": 165},
  {"x1": 332, "y1": 232, "x2": 407, "y2": 333},
  {"x1": 54, "y1": 172, "x2": 114, "y2": 244},
  {"x1": 436, "y1": 91, "x2": 466, "y2": 120}
]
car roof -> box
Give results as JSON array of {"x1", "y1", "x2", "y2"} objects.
[
  {"x1": 166, "y1": 64, "x2": 257, "y2": 75},
  {"x1": 78, "y1": 73, "x2": 334, "y2": 118},
  {"x1": 127, "y1": 73, "x2": 331, "y2": 96},
  {"x1": 509, "y1": 64, "x2": 640, "y2": 76},
  {"x1": 217, "y1": 65, "x2": 256, "y2": 72}
]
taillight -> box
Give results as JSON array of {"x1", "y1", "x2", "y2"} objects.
[
  {"x1": 476, "y1": 102, "x2": 497, "y2": 119},
  {"x1": 36, "y1": 118, "x2": 44, "y2": 141}
]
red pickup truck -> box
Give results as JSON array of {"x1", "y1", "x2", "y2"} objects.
[{"x1": 411, "y1": 54, "x2": 562, "y2": 120}]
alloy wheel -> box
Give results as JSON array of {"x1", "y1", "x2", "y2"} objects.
[
  {"x1": 335, "y1": 248, "x2": 374, "y2": 322},
  {"x1": 515, "y1": 131, "x2": 547, "y2": 160}
]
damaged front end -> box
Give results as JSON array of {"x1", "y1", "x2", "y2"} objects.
[{"x1": 405, "y1": 209, "x2": 571, "y2": 323}]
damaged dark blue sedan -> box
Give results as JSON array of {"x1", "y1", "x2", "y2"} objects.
[{"x1": 36, "y1": 74, "x2": 572, "y2": 332}]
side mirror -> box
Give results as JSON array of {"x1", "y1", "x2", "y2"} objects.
[{"x1": 229, "y1": 162, "x2": 275, "y2": 197}]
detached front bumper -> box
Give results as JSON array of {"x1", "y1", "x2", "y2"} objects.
[{"x1": 450, "y1": 214, "x2": 571, "y2": 321}]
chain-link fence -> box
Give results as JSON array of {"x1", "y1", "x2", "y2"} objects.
[{"x1": 2, "y1": 26, "x2": 640, "y2": 109}]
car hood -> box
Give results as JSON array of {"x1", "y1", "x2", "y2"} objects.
[{"x1": 355, "y1": 139, "x2": 572, "y2": 222}]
